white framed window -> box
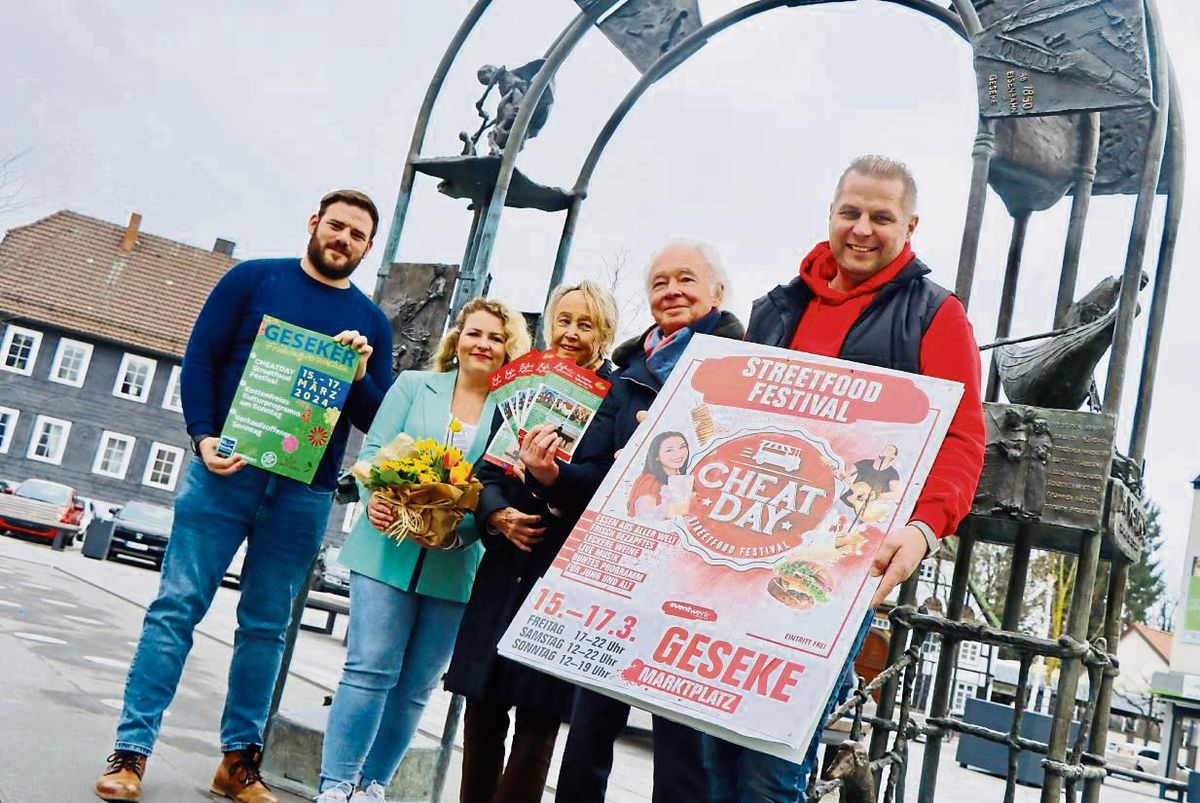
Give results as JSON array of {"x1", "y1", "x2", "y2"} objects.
[
  {"x1": 952, "y1": 682, "x2": 971, "y2": 714},
  {"x1": 341, "y1": 502, "x2": 362, "y2": 532},
  {"x1": 0, "y1": 407, "x2": 18, "y2": 454},
  {"x1": 961, "y1": 642, "x2": 980, "y2": 663},
  {"x1": 918, "y1": 561, "x2": 937, "y2": 582},
  {"x1": 49, "y1": 338, "x2": 94, "y2": 387},
  {"x1": 93, "y1": 431, "x2": 136, "y2": 479},
  {"x1": 1, "y1": 325, "x2": 42, "y2": 376},
  {"x1": 113, "y1": 353, "x2": 157, "y2": 402},
  {"x1": 142, "y1": 441, "x2": 185, "y2": 491},
  {"x1": 27, "y1": 415, "x2": 71, "y2": 464},
  {"x1": 162, "y1": 365, "x2": 183, "y2": 411}
]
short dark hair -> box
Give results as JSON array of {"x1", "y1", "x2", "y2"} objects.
[{"x1": 318, "y1": 189, "x2": 379, "y2": 240}]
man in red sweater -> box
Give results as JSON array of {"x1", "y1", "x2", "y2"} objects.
[{"x1": 703, "y1": 155, "x2": 985, "y2": 801}]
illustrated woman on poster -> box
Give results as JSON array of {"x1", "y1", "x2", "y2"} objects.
[{"x1": 628, "y1": 430, "x2": 692, "y2": 518}]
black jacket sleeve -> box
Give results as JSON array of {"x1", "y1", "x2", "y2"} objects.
[{"x1": 473, "y1": 409, "x2": 523, "y2": 550}]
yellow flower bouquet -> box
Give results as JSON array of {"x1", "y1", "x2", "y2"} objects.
[{"x1": 349, "y1": 424, "x2": 482, "y2": 549}]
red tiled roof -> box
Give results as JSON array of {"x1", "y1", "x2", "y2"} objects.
[
  {"x1": 0, "y1": 210, "x2": 235, "y2": 358},
  {"x1": 1123, "y1": 621, "x2": 1173, "y2": 663}
]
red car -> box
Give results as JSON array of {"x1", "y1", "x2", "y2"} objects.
[{"x1": 0, "y1": 479, "x2": 85, "y2": 546}]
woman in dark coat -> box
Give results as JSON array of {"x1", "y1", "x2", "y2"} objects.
[
  {"x1": 525, "y1": 240, "x2": 745, "y2": 803},
  {"x1": 445, "y1": 281, "x2": 619, "y2": 803}
]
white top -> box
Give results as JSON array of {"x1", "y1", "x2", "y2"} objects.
[{"x1": 451, "y1": 421, "x2": 478, "y2": 451}]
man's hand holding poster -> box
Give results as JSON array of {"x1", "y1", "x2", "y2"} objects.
[
  {"x1": 497, "y1": 335, "x2": 962, "y2": 759},
  {"x1": 217, "y1": 315, "x2": 359, "y2": 484}
]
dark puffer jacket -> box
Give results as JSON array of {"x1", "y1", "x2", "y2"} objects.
[{"x1": 444, "y1": 363, "x2": 614, "y2": 717}]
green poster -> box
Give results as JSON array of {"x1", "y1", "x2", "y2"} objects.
[
  {"x1": 217, "y1": 315, "x2": 359, "y2": 483},
  {"x1": 1187, "y1": 569, "x2": 1200, "y2": 635}
]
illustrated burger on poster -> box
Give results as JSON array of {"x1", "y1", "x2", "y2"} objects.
[{"x1": 497, "y1": 335, "x2": 963, "y2": 756}]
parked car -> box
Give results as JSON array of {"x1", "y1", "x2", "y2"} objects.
[
  {"x1": 107, "y1": 501, "x2": 174, "y2": 570},
  {"x1": 317, "y1": 546, "x2": 350, "y2": 597},
  {"x1": 75, "y1": 496, "x2": 117, "y2": 539},
  {"x1": 1106, "y1": 740, "x2": 1188, "y2": 777},
  {"x1": 0, "y1": 478, "x2": 84, "y2": 546},
  {"x1": 1132, "y1": 745, "x2": 1190, "y2": 774},
  {"x1": 0, "y1": 478, "x2": 18, "y2": 494},
  {"x1": 221, "y1": 543, "x2": 345, "y2": 593},
  {"x1": 1106, "y1": 741, "x2": 1143, "y2": 774}
]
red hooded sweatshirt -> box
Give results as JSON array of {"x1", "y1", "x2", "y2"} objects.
[{"x1": 788, "y1": 242, "x2": 985, "y2": 539}]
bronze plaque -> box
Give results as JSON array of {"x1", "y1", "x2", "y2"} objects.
[
  {"x1": 375, "y1": 263, "x2": 459, "y2": 376},
  {"x1": 575, "y1": 0, "x2": 703, "y2": 74},
  {"x1": 1105, "y1": 477, "x2": 1147, "y2": 562},
  {"x1": 972, "y1": 403, "x2": 1114, "y2": 533},
  {"x1": 1068, "y1": 105, "x2": 1174, "y2": 196},
  {"x1": 974, "y1": 0, "x2": 1153, "y2": 118}
]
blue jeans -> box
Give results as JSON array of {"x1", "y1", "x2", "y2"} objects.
[
  {"x1": 319, "y1": 572, "x2": 466, "y2": 791},
  {"x1": 114, "y1": 458, "x2": 332, "y2": 756},
  {"x1": 702, "y1": 612, "x2": 875, "y2": 803}
]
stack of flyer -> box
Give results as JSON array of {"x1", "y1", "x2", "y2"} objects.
[{"x1": 483, "y1": 351, "x2": 611, "y2": 471}]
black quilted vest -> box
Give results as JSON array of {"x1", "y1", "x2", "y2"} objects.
[{"x1": 744, "y1": 257, "x2": 951, "y2": 374}]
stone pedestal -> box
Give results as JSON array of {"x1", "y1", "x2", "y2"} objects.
[{"x1": 261, "y1": 706, "x2": 441, "y2": 801}]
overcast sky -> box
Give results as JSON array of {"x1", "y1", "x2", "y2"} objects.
[{"x1": 5, "y1": 1, "x2": 1198, "y2": 605}]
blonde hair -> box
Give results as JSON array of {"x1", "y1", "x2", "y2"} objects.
[
  {"x1": 542, "y1": 280, "x2": 618, "y2": 368},
  {"x1": 427, "y1": 296, "x2": 532, "y2": 372},
  {"x1": 835, "y1": 155, "x2": 918, "y2": 214}
]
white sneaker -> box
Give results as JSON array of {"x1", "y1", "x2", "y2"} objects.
[
  {"x1": 316, "y1": 781, "x2": 354, "y2": 803},
  {"x1": 350, "y1": 782, "x2": 387, "y2": 803}
]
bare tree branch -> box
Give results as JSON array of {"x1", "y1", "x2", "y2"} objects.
[
  {"x1": 594, "y1": 244, "x2": 650, "y2": 341},
  {"x1": 0, "y1": 149, "x2": 32, "y2": 218}
]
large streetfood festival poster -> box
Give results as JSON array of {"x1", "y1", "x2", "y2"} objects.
[
  {"x1": 216, "y1": 316, "x2": 359, "y2": 484},
  {"x1": 498, "y1": 335, "x2": 963, "y2": 758}
]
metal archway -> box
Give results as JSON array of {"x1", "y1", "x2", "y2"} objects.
[
  {"x1": 378, "y1": 3, "x2": 1185, "y2": 802},
  {"x1": 547, "y1": 0, "x2": 979, "y2": 306}
]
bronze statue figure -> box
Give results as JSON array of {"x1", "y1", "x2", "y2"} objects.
[
  {"x1": 989, "y1": 406, "x2": 1030, "y2": 516},
  {"x1": 994, "y1": 272, "x2": 1146, "y2": 410},
  {"x1": 460, "y1": 59, "x2": 555, "y2": 156},
  {"x1": 1023, "y1": 414, "x2": 1053, "y2": 519},
  {"x1": 822, "y1": 740, "x2": 876, "y2": 803}
]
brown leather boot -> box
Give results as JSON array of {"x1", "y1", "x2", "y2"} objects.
[
  {"x1": 94, "y1": 751, "x2": 146, "y2": 802},
  {"x1": 209, "y1": 747, "x2": 279, "y2": 803}
]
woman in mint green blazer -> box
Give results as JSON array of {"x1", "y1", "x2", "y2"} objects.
[{"x1": 317, "y1": 298, "x2": 531, "y2": 803}]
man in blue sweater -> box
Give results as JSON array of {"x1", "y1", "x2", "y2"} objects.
[{"x1": 95, "y1": 190, "x2": 394, "y2": 803}]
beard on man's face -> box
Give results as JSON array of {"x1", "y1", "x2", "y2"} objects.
[{"x1": 306, "y1": 234, "x2": 362, "y2": 280}]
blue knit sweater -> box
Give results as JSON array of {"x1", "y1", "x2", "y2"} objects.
[{"x1": 180, "y1": 258, "x2": 393, "y2": 490}]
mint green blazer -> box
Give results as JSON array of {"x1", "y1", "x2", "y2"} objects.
[{"x1": 338, "y1": 369, "x2": 496, "y2": 603}]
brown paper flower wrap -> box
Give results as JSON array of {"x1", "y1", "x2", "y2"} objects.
[
  {"x1": 350, "y1": 429, "x2": 482, "y2": 549},
  {"x1": 369, "y1": 480, "x2": 482, "y2": 547}
]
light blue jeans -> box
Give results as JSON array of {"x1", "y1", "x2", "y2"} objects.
[
  {"x1": 702, "y1": 612, "x2": 876, "y2": 803},
  {"x1": 115, "y1": 458, "x2": 332, "y2": 755},
  {"x1": 318, "y1": 572, "x2": 466, "y2": 792}
]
